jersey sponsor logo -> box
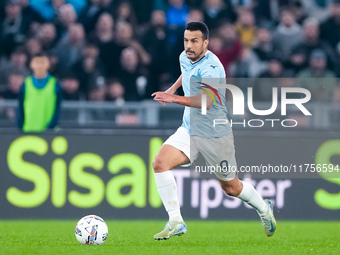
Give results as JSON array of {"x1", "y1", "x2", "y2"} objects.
[{"x1": 210, "y1": 65, "x2": 218, "y2": 69}]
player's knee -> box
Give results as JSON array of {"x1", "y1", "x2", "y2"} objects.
[
  {"x1": 152, "y1": 159, "x2": 167, "y2": 173},
  {"x1": 222, "y1": 186, "x2": 239, "y2": 197}
]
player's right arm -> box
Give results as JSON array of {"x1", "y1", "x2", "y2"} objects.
[{"x1": 165, "y1": 74, "x2": 182, "y2": 95}]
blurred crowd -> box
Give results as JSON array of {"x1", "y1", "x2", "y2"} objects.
[{"x1": 1, "y1": 0, "x2": 340, "y2": 103}]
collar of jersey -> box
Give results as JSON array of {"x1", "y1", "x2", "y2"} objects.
[{"x1": 190, "y1": 50, "x2": 209, "y2": 65}]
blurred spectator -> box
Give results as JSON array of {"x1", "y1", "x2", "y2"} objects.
[
  {"x1": 166, "y1": 0, "x2": 188, "y2": 28},
  {"x1": 292, "y1": 0, "x2": 308, "y2": 25},
  {"x1": 293, "y1": 17, "x2": 337, "y2": 71},
  {"x1": 114, "y1": 21, "x2": 150, "y2": 67},
  {"x1": 301, "y1": 0, "x2": 333, "y2": 22},
  {"x1": 284, "y1": 46, "x2": 308, "y2": 76},
  {"x1": 60, "y1": 73, "x2": 81, "y2": 100},
  {"x1": 71, "y1": 44, "x2": 103, "y2": 98},
  {"x1": 187, "y1": 8, "x2": 204, "y2": 23},
  {"x1": 19, "y1": 0, "x2": 44, "y2": 24},
  {"x1": 88, "y1": 85, "x2": 105, "y2": 101},
  {"x1": 0, "y1": 72, "x2": 24, "y2": 99},
  {"x1": 164, "y1": 0, "x2": 188, "y2": 81},
  {"x1": 55, "y1": 3, "x2": 77, "y2": 40},
  {"x1": 117, "y1": 47, "x2": 148, "y2": 101},
  {"x1": 51, "y1": 0, "x2": 66, "y2": 22},
  {"x1": 26, "y1": 18, "x2": 41, "y2": 38},
  {"x1": 253, "y1": 28, "x2": 275, "y2": 61},
  {"x1": 26, "y1": 0, "x2": 63, "y2": 22},
  {"x1": 78, "y1": 0, "x2": 103, "y2": 33},
  {"x1": 89, "y1": 13, "x2": 117, "y2": 78},
  {"x1": 88, "y1": 12, "x2": 115, "y2": 45},
  {"x1": 203, "y1": 0, "x2": 236, "y2": 29},
  {"x1": 210, "y1": 22, "x2": 242, "y2": 72},
  {"x1": 253, "y1": 57, "x2": 289, "y2": 102},
  {"x1": 234, "y1": 9, "x2": 256, "y2": 47},
  {"x1": 165, "y1": 22, "x2": 185, "y2": 83},
  {"x1": 297, "y1": 49, "x2": 336, "y2": 101},
  {"x1": 17, "y1": 53, "x2": 62, "y2": 132},
  {"x1": 98, "y1": 28, "x2": 124, "y2": 77},
  {"x1": 209, "y1": 33, "x2": 224, "y2": 52},
  {"x1": 252, "y1": 0, "x2": 279, "y2": 26},
  {"x1": 272, "y1": 8, "x2": 304, "y2": 61},
  {"x1": 297, "y1": 49, "x2": 336, "y2": 78},
  {"x1": 258, "y1": 57, "x2": 286, "y2": 78},
  {"x1": 82, "y1": 43, "x2": 100, "y2": 58},
  {"x1": 115, "y1": 1, "x2": 138, "y2": 29},
  {"x1": 0, "y1": 0, "x2": 27, "y2": 57},
  {"x1": 230, "y1": 0, "x2": 255, "y2": 10},
  {"x1": 0, "y1": 71, "x2": 25, "y2": 120},
  {"x1": 0, "y1": 47, "x2": 30, "y2": 89},
  {"x1": 229, "y1": 47, "x2": 267, "y2": 78},
  {"x1": 320, "y1": 0, "x2": 340, "y2": 48},
  {"x1": 101, "y1": 0, "x2": 116, "y2": 13},
  {"x1": 54, "y1": 23, "x2": 85, "y2": 76},
  {"x1": 106, "y1": 78, "x2": 125, "y2": 104},
  {"x1": 127, "y1": 0, "x2": 154, "y2": 25},
  {"x1": 47, "y1": 51, "x2": 60, "y2": 77},
  {"x1": 38, "y1": 23, "x2": 57, "y2": 51},
  {"x1": 28, "y1": 0, "x2": 86, "y2": 22},
  {"x1": 142, "y1": 10, "x2": 169, "y2": 93},
  {"x1": 25, "y1": 37, "x2": 42, "y2": 61}
]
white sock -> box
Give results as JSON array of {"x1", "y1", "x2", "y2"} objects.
[
  {"x1": 154, "y1": 171, "x2": 183, "y2": 223},
  {"x1": 237, "y1": 181, "x2": 267, "y2": 216}
]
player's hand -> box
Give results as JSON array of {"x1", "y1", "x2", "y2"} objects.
[{"x1": 151, "y1": 92, "x2": 174, "y2": 106}]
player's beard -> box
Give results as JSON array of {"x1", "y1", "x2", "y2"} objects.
[{"x1": 186, "y1": 47, "x2": 205, "y2": 62}]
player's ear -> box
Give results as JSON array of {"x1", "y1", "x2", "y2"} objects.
[{"x1": 204, "y1": 39, "x2": 209, "y2": 48}]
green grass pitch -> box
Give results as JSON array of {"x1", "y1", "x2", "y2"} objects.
[{"x1": 1, "y1": 220, "x2": 339, "y2": 255}]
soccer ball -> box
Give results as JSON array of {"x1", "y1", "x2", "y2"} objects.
[{"x1": 75, "y1": 215, "x2": 108, "y2": 245}]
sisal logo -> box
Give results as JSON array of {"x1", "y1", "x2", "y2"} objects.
[{"x1": 200, "y1": 83, "x2": 312, "y2": 128}]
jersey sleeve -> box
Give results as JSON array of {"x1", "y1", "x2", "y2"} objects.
[{"x1": 199, "y1": 62, "x2": 225, "y2": 89}]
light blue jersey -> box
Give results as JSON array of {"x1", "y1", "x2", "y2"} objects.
[{"x1": 180, "y1": 50, "x2": 231, "y2": 138}]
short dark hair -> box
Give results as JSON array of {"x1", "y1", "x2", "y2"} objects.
[{"x1": 185, "y1": 22, "x2": 209, "y2": 40}]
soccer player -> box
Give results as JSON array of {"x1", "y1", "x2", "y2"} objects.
[{"x1": 151, "y1": 22, "x2": 276, "y2": 240}]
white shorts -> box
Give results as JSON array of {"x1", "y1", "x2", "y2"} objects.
[{"x1": 164, "y1": 126, "x2": 238, "y2": 181}]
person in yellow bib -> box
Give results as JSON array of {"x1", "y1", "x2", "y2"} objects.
[{"x1": 17, "y1": 53, "x2": 62, "y2": 132}]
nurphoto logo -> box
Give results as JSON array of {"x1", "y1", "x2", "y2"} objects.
[{"x1": 200, "y1": 83, "x2": 312, "y2": 128}]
